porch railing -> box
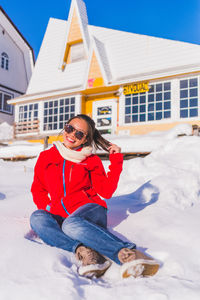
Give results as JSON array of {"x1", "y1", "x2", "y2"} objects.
[{"x1": 14, "y1": 120, "x2": 39, "y2": 136}]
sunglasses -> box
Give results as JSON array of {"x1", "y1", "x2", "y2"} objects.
[{"x1": 64, "y1": 124, "x2": 87, "y2": 140}]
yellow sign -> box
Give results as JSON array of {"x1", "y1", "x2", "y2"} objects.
[{"x1": 123, "y1": 82, "x2": 149, "y2": 95}]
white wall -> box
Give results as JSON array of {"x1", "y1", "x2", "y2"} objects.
[{"x1": 0, "y1": 24, "x2": 28, "y2": 93}]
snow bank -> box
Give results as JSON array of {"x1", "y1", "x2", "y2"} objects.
[{"x1": 0, "y1": 124, "x2": 200, "y2": 300}]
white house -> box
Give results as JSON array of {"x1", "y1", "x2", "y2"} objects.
[
  {"x1": 8, "y1": 0, "x2": 200, "y2": 142},
  {"x1": 0, "y1": 6, "x2": 34, "y2": 126}
]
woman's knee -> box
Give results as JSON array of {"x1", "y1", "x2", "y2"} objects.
[{"x1": 30, "y1": 209, "x2": 49, "y2": 230}]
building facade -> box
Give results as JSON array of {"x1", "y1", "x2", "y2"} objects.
[
  {"x1": 8, "y1": 0, "x2": 200, "y2": 141},
  {"x1": 0, "y1": 6, "x2": 34, "y2": 125}
]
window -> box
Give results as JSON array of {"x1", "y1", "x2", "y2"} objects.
[
  {"x1": 180, "y1": 78, "x2": 198, "y2": 118},
  {"x1": 19, "y1": 103, "x2": 38, "y2": 122},
  {"x1": 1, "y1": 52, "x2": 9, "y2": 70},
  {"x1": 43, "y1": 97, "x2": 75, "y2": 131},
  {"x1": 0, "y1": 91, "x2": 13, "y2": 114},
  {"x1": 70, "y1": 43, "x2": 85, "y2": 63},
  {"x1": 124, "y1": 82, "x2": 171, "y2": 123}
]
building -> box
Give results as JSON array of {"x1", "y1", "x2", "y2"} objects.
[
  {"x1": 8, "y1": 0, "x2": 200, "y2": 142},
  {"x1": 0, "y1": 6, "x2": 34, "y2": 126}
]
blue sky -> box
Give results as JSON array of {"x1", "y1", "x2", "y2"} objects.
[{"x1": 1, "y1": 0, "x2": 200, "y2": 59}]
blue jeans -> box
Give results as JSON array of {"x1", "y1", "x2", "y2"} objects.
[{"x1": 30, "y1": 203, "x2": 136, "y2": 265}]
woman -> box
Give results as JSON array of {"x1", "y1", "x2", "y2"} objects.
[{"x1": 30, "y1": 114, "x2": 159, "y2": 278}]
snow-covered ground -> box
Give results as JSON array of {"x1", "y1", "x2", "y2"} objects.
[{"x1": 0, "y1": 124, "x2": 200, "y2": 300}]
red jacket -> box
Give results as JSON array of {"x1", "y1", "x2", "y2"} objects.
[{"x1": 31, "y1": 145, "x2": 123, "y2": 218}]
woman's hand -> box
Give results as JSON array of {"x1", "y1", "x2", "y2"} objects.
[{"x1": 108, "y1": 143, "x2": 121, "y2": 154}]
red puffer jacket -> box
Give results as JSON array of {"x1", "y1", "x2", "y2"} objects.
[{"x1": 31, "y1": 145, "x2": 123, "y2": 218}]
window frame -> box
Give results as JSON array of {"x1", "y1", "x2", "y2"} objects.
[
  {"x1": 0, "y1": 90, "x2": 13, "y2": 114},
  {"x1": 18, "y1": 103, "x2": 39, "y2": 122},
  {"x1": 43, "y1": 97, "x2": 76, "y2": 131},
  {"x1": 124, "y1": 80, "x2": 172, "y2": 125},
  {"x1": 179, "y1": 77, "x2": 199, "y2": 120},
  {"x1": 1, "y1": 52, "x2": 9, "y2": 70}
]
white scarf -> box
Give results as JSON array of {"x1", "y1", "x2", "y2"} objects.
[{"x1": 53, "y1": 141, "x2": 93, "y2": 163}]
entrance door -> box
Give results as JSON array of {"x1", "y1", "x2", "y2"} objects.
[{"x1": 92, "y1": 99, "x2": 117, "y2": 134}]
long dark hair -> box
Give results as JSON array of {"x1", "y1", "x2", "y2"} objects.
[{"x1": 66, "y1": 114, "x2": 111, "y2": 152}]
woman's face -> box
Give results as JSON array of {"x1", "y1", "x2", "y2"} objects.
[{"x1": 63, "y1": 118, "x2": 88, "y2": 149}]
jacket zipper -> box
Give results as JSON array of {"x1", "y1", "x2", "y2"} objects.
[{"x1": 61, "y1": 160, "x2": 70, "y2": 216}]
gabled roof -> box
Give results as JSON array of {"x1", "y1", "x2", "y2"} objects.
[
  {"x1": 11, "y1": 0, "x2": 200, "y2": 102},
  {"x1": 0, "y1": 6, "x2": 35, "y2": 64}
]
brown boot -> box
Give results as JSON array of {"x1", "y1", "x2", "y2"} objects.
[
  {"x1": 118, "y1": 248, "x2": 160, "y2": 278},
  {"x1": 75, "y1": 246, "x2": 111, "y2": 278}
]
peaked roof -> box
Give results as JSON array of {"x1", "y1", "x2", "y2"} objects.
[
  {"x1": 10, "y1": 0, "x2": 200, "y2": 102},
  {"x1": 0, "y1": 6, "x2": 35, "y2": 63}
]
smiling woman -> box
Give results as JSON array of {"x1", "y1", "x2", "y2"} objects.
[{"x1": 30, "y1": 114, "x2": 159, "y2": 279}]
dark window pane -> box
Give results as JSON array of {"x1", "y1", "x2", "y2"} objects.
[
  {"x1": 148, "y1": 113, "x2": 154, "y2": 121},
  {"x1": 140, "y1": 105, "x2": 146, "y2": 112},
  {"x1": 65, "y1": 106, "x2": 69, "y2": 113},
  {"x1": 164, "y1": 82, "x2": 171, "y2": 90},
  {"x1": 71, "y1": 106, "x2": 75, "y2": 112},
  {"x1": 180, "y1": 110, "x2": 188, "y2": 118},
  {"x1": 53, "y1": 123, "x2": 58, "y2": 130},
  {"x1": 148, "y1": 85, "x2": 154, "y2": 93},
  {"x1": 44, "y1": 102, "x2": 48, "y2": 109},
  {"x1": 54, "y1": 101, "x2": 58, "y2": 107},
  {"x1": 180, "y1": 90, "x2": 188, "y2": 98},
  {"x1": 148, "y1": 103, "x2": 154, "y2": 111},
  {"x1": 148, "y1": 94, "x2": 154, "y2": 102},
  {"x1": 164, "y1": 92, "x2": 170, "y2": 100},
  {"x1": 180, "y1": 80, "x2": 188, "y2": 89},
  {"x1": 140, "y1": 114, "x2": 145, "y2": 122},
  {"x1": 180, "y1": 99, "x2": 188, "y2": 108},
  {"x1": 190, "y1": 98, "x2": 198, "y2": 107},
  {"x1": 156, "y1": 93, "x2": 162, "y2": 101},
  {"x1": 60, "y1": 115, "x2": 63, "y2": 121},
  {"x1": 140, "y1": 96, "x2": 146, "y2": 103},
  {"x1": 132, "y1": 115, "x2": 138, "y2": 122},
  {"x1": 125, "y1": 97, "x2": 131, "y2": 105},
  {"x1": 60, "y1": 99, "x2": 64, "y2": 106},
  {"x1": 49, "y1": 101, "x2": 53, "y2": 108},
  {"x1": 164, "y1": 101, "x2": 171, "y2": 110},
  {"x1": 189, "y1": 78, "x2": 198, "y2": 87},
  {"x1": 44, "y1": 117, "x2": 47, "y2": 123},
  {"x1": 132, "y1": 97, "x2": 138, "y2": 105},
  {"x1": 156, "y1": 84, "x2": 162, "y2": 92},
  {"x1": 125, "y1": 107, "x2": 131, "y2": 114},
  {"x1": 34, "y1": 104, "x2": 38, "y2": 110},
  {"x1": 44, "y1": 110, "x2": 48, "y2": 116},
  {"x1": 190, "y1": 108, "x2": 198, "y2": 117},
  {"x1": 156, "y1": 112, "x2": 162, "y2": 120},
  {"x1": 132, "y1": 106, "x2": 138, "y2": 113},
  {"x1": 49, "y1": 109, "x2": 53, "y2": 115},
  {"x1": 71, "y1": 97, "x2": 75, "y2": 104},
  {"x1": 54, "y1": 108, "x2": 58, "y2": 114},
  {"x1": 164, "y1": 111, "x2": 171, "y2": 118},
  {"x1": 60, "y1": 107, "x2": 64, "y2": 113},
  {"x1": 156, "y1": 103, "x2": 162, "y2": 110},
  {"x1": 125, "y1": 115, "x2": 131, "y2": 123},
  {"x1": 65, "y1": 98, "x2": 69, "y2": 105},
  {"x1": 190, "y1": 88, "x2": 197, "y2": 97}
]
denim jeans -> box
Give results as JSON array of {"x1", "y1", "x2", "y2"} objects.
[{"x1": 30, "y1": 203, "x2": 136, "y2": 265}]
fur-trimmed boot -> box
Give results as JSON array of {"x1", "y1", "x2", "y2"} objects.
[
  {"x1": 118, "y1": 248, "x2": 160, "y2": 278},
  {"x1": 75, "y1": 246, "x2": 111, "y2": 278}
]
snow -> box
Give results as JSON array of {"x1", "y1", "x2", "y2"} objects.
[
  {"x1": 0, "y1": 122, "x2": 13, "y2": 141},
  {"x1": 0, "y1": 124, "x2": 200, "y2": 300}
]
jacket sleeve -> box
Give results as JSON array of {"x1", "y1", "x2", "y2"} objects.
[
  {"x1": 31, "y1": 152, "x2": 51, "y2": 210},
  {"x1": 88, "y1": 153, "x2": 123, "y2": 199}
]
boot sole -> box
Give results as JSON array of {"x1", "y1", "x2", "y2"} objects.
[{"x1": 121, "y1": 259, "x2": 160, "y2": 278}]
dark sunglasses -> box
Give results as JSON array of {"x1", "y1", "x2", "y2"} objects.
[{"x1": 64, "y1": 124, "x2": 87, "y2": 140}]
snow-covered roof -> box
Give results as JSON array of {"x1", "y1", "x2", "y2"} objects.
[
  {"x1": 12, "y1": 0, "x2": 200, "y2": 101},
  {"x1": 0, "y1": 6, "x2": 35, "y2": 82}
]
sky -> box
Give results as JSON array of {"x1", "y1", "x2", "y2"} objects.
[{"x1": 1, "y1": 0, "x2": 200, "y2": 60}]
